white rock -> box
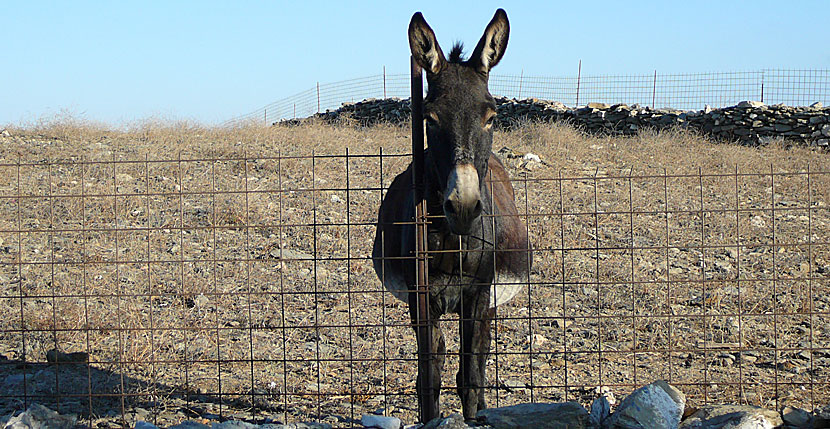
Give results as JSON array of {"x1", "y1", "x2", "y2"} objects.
[
  {"x1": 602, "y1": 380, "x2": 685, "y2": 429},
  {"x1": 532, "y1": 333, "x2": 548, "y2": 346},
  {"x1": 3, "y1": 404, "x2": 76, "y2": 429},
  {"x1": 750, "y1": 216, "x2": 766, "y2": 228},
  {"x1": 523, "y1": 153, "x2": 542, "y2": 163},
  {"x1": 361, "y1": 414, "x2": 401, "y2": 429},
  {"x1": 738, "y1": 100, "x2": 765, "y2": 108},
  {"x1": 679, "y1": 404, "x2": 782, "y2": 428}
]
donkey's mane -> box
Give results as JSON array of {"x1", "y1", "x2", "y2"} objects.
[{"x1": 448, "y1": 42, "x2": 465, "y2": 63}]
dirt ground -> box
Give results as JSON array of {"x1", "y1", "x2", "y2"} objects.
[{"x1": 0, "y1": 118, "x2": 828, "y2": 427}]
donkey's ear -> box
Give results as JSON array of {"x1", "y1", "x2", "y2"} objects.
[
  {"x1": 470, "y1": 9, "x2": 509, "y2": 74},
  {"x1": 409, "y1": 12, "x2": 446, "y2": 75}
]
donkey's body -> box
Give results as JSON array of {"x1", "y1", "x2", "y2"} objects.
[
  {"x1": 372, "y1": 9, "x2": 531, "y2": 421},
  {"x1": 376, "y1": 155, "x2": 528, "y2": 310}
]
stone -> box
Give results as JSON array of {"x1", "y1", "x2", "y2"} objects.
[
  {"x1": 602, "y1": 380, "x2": 685, "y2": 429},
  {"x1": 814, "y1": 404, "x2": 830, "y2": 427},
  {"x1": 270, "y1": 248, "x2": 313, "y2": 260},
  {"x1": 3, "y1": 373, "x2": 27, "y2": 392},
  {"x1": 0, "y1": 129, "x2": 9, "y2": 137},
  {"x1": 477, "y1": 402, "x2": 591, "y2": 429},
  {"x1": 590, "y1": 395, "x2": 611, "y2": 427},
  {"x1": 810, "y1": 102, "x2": 823, "y2": 108},
  {"x1": 502, "y1": 379, "x2": 527, "y2": 391},
  {"x1": 295, "y1": 97, "x2": 825, "y2": 148},
  {"x1": 587, "y1": 102, "x2": 611, "y2": 109},
  {"x1": 519, "y1": 160, "x2": 535, "y2": 170},
  {"x1": 422, "y1": 413, "x2": 469, "y2": 429},
  {"x1": 678, "y1": 404, "x2": 782, "y2": 428},
  {"x1": 45, "y1": 348, "x2": 89, "y2": 364},
  {"x1": 361, "y1": 414, "x2": 402, "y2": 429},
  {"x1": 523, "y1": 153, "x2": 542, "y2": 163},
  {"x1": 213, "y1": 421, "x2": 260, "y2": 429},
  {"x1": 738, "y1": 100, "x2": 765, "y2": 108},
  {"x1": 750, "y1": 216, "x2": 766, "y2": 228},
  {"x1": 3, "y1": 404, "x2": 77, "y2": 429},
  {"x1": 780, "y1": 406, "x2": 812, "y2": 428},
  {"x1": 713, "y1": 260, "x2": 732, "y2": 273},
  {"x1": 168, "y1": 422, "x2": 211, "y2": 429},
  {"x1": 278, "y1": 423, "x2": 332, "y2": 429},
  {"x1": 822, "y1": 124, "x2": 830, "y2": 137}
]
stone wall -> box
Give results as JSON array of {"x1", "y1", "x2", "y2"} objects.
[{"x1": 292, "y1": 97, "x2": 830, "y2": 148}]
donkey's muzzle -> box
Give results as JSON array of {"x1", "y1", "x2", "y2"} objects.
[{"x1": 444, "y1": 164, "x2": 482, "y2": 235}]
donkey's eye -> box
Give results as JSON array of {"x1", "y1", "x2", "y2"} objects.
[
  {"x1": 425, "y1": 112, "x2": 439, "y2": 126},
  {"x1": 484, "y1": 114, "x2": 496, "y2": 128}
]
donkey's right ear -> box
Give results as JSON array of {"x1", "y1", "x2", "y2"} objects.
[{"x1": 409, "y1": 12, "x2": 446, "y2": 75}]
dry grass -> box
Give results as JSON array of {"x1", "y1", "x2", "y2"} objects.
[{"x1": 0, "y1": 117, "x2": 828, "y2": 426}]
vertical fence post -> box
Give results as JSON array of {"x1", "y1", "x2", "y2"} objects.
[
  {"x1": 576, "y1": 60, "x2": 582, "y2": 106},
  {"x1": 759, "y1": 70, "x2": 764, "y2": 103},
  {"x1": 264, "y1": 109, "x2": 267, "y2": 125},
  {"x1": 518, "y1": 69, "x2": 523, "y2": 99},
  {"x1": 383, "y1": 66, "x2": 387, "y2": 99},
  {"x1": 410, "y1": 55, "x2": 435, "y2": 424},
  {"x1": 652, "y1": 70, "x2": 657, "y2": 109},
  {"x1": 317, "y1": 82, "x2": 321, "y2": 113}
]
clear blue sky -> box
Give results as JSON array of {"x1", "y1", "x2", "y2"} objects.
[{"x1": 3, "y1": 1, "x2": 828, "y2": 126}]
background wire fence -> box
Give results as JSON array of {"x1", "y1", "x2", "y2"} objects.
[
  {"x1": 0, "y1": 153, "x2": 827, "y2": 427},
  {"x1": 223, "y1": 69, "x2": 830, "y2": 125}
]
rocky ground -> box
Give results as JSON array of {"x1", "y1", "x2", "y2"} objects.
[
  {"x1": 3, "y1": 380, "x2": 830, "y2": 428},
  {"x1": 300, "y1": 97, "x2": 830, "y2": 148},
  {"x1": 0, "y1": 120, "x2": 827, "y2": 428}
]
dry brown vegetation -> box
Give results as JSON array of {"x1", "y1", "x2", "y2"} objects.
[{"x1": 0, "y1": 117, "x2": 828, "y2": 427}]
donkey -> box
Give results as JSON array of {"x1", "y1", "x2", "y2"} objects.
[{"x1": 372, "y1": 9, "x2": 531, "y2": 421}]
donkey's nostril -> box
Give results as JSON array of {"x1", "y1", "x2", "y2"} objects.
[
  {"x1": 472, "y1": 200, "x2": 483, "y2": 218},
  {"x1": 443, "y1": 199, "x2": 456, "y2": 216}
]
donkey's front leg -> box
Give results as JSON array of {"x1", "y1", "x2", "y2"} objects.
[
  {"x1": 457, "y1": 294, "x2": 495, "y2": 420},
  {"x1": 409, "y1": 300, "x2": 445, "y2": 423}
]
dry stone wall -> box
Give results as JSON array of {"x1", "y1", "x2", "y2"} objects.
[{"x1": 294, "y1": 97, "x2": 830, "y2": 148}]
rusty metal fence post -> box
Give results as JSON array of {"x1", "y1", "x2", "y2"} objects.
[
  {"x1": 575, "y1": 60, "x2": 582, "y2": 106},
  {"x1": 410, "y1": 56, "x2": 435, "y2": 423}
]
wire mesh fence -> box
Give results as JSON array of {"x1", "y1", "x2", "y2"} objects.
[
  {"x1": 223, "y1": 69, "x2": 830, "y2": 126},
  {"x1": 0, "y1": 152, "x2": 827, "y2": 427}
]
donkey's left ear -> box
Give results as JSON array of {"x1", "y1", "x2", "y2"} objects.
[{"x1": 470, "y1": 9, "x2": 509, "y2": 74}]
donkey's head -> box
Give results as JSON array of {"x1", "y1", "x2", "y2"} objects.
[{"x1": 409, "y1": 9, "x2": 509, "y2": 236}]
